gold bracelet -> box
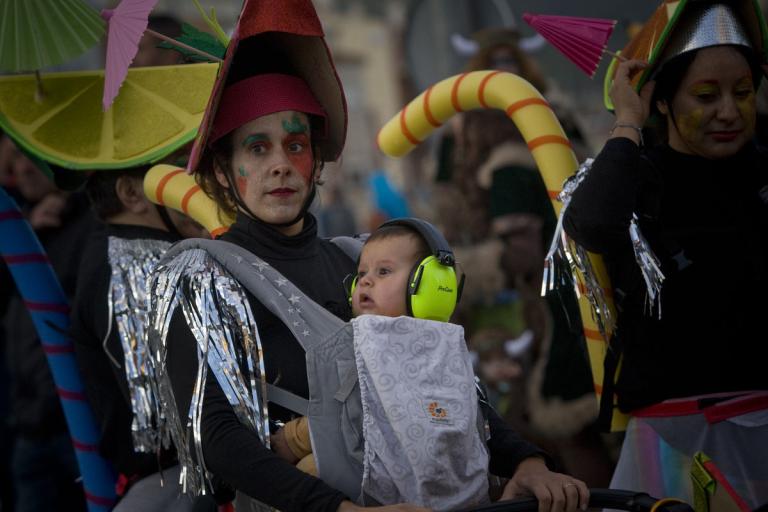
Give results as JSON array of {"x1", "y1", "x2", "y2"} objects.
[{"x1": 610, "y1": 123, "x2": 644, "y2": 146}]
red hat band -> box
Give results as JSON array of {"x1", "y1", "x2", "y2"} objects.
[{"x1": 209, "y1": 74, "x2": 327, "y2": 145}]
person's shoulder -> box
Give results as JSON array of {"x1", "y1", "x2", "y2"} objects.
[{"x1": 75, "y1": 224, "x2": 110, "y2": 280}]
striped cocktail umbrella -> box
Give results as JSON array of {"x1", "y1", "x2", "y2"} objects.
[
  {"x1": 523, "y1": 13, "x2": 618, "y2": 77},
  {"x1": 0, "y1": 188, "x2": 117, "y2": 511}
]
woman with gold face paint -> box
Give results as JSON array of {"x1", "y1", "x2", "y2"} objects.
[{"x1": 563, "y1": 1, "x2": 768, "y2": 508}]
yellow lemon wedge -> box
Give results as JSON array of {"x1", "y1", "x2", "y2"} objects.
[{"x1": 0, "y1": 62, "x2": 218, "y2": 170}]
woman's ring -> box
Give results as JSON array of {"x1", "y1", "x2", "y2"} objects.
[{"x1": 564, "y1": 483, "x2": 576, "y2": 488}]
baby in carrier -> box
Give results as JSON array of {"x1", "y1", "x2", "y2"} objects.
[
  {"x1": 276, "y1": 218, "x2": 489, "y2": 509},
  {"x1": 155, "y1": 216, "x2": 585, "y2": 510}
]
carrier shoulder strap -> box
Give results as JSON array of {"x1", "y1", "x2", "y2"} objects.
[
  {"x1": 163, "y1": 239, "x2": 348, "y2": 415},
  {"x1": 328, "y1": 234, "x2": 367, "y2": 263},
  {"x1": 165, "y1": 238, "x2": 345, "y2": 348}
]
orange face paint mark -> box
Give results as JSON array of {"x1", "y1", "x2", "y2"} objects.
[
  {"x1": 283, "y1": 133, "x2": 313, "y2": 181},
  {"x1": 236, "y1": 166, "x2": 248, "y2": 197}
]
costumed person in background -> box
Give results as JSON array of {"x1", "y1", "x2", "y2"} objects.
[
  {"x1": 273, "y1": 218, "x2": 590, "y2": 511},
  {"x1": 436, "y1": 26, "x2": 590, "y2": 205},
  {"x1": 70, "y1": 163, "x2": 208, "y2": 511},
  {"x1": 1, "y1": 133, "x2": 94, "y2": 512},
  {"x1": 433, "y1": 28, "x2": 614, "y2": 487},
  {"x1": 145, "y1": 2, "x2": 425, "y2": 511},
  {"x1": 133, "y1": 14, "x2": 184, "y2": 68},
  {"x1": 69, "y1": 17, "x2": 212, "y2": 509},
  {"x1": 563, "y1": 0, "x2": 768, "y2": 507}
]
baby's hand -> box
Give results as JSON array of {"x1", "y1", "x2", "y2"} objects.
[{"x1": 270, "y1": 427, "x2": 299, "y2": 464}]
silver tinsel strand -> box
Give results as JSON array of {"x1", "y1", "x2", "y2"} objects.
[
  {"x1": 148, "y1": 248, "x2": 270, "y2": 496},
  {"x1": 541, "y1": 158, "x2": 667, "y2": 337},
  {"x1": 107, "y1": 237, "x2": 173, "y2": 454},
  {"x1": 629, "y1": 214, "x2": 665, "y2": 317},
  {"x1": 541, "y1": 159, "x2": 614, "y2": 339}
]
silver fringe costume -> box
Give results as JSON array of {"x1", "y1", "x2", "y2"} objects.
[
  {"x1": 147, "y1": 248, "x2": 270, "y2": 496},
  {"x1": 542, "y1": 159, "x2": 665, "y2": 337},
  {"x1": 106, "y1": 236, "x2": 173, "y2": 454}
]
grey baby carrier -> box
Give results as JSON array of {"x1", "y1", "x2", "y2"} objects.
[{"x1": 154, "y1": 238, "x2": 490, "y2": 510}]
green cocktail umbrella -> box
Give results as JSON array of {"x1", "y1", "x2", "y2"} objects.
[{"x1": 0, "y1": 0, "x2": 105, "y2": 73}]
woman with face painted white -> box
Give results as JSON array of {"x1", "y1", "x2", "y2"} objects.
[
  {"x1": 563, "y1": 1, "x2": 768, "y2": 507},
  {"x1": 144, "y1": 1, "x2": 439, "y2": 511}
]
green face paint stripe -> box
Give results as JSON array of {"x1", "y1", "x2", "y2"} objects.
[
  {"x1": 282, "y1": 114, "x2": 308, "y2": 134},
  {"x1": 242, "y1": 134, "x2": 269, "y2": 147},
  {"x1": 238, "y1": 166, "x2": 248, "y2": 177}
]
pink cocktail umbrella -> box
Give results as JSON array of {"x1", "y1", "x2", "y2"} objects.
[
  {"x1": 523, "y1": 13, "x2": 620, "y2": 78},
  {"x1": 101, "y1": 0, "x2": 159, "y2": 111},
  {"x1": 101, "y1": 0, "x2": 224, "y2": 111}
]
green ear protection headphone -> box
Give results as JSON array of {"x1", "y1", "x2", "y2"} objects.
[{"x1": 348, "y1": 217, "x2": 464, "y2": 322}]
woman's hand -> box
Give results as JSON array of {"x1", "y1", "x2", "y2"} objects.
[
  {"x1": 28, "y1": 192, "x2": 68, "y2": 230},
  {"x1": 336, "y1": 501, "x2": 431, "y2": 512},
  {"x1": 609, "y1": 59, "x2": 656, "y2": 132},
  {"x1": 500, "y1": 457, "x2": 589, "y2": 512}
]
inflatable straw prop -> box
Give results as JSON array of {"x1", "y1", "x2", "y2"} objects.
[
  {"x1": 144, "y1": 164, "x2": 234, "y2": 238},
  {"x1": 0, "y1": 188, "x2": 117, "y2": 510},
  {"x1": 378, "y1": 70, "x2": 626, "y2": 431}
]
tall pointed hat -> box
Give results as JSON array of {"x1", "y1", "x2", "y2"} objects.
[
  {"x1": 603, "y1": 0, "x2": 768, "y2": 109},
  {"x1": 187, "y1": 0, "x2": 348, "y2": 173}
]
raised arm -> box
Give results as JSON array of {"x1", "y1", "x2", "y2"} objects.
[{"x1": 563, "y1": 59, "x2": 660, "y2": 254}]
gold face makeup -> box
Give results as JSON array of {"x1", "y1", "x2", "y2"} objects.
[
  {"x1": 675, "y1": 108, "x2": 705, "y2": 144},
  {"x1": 665, "y1": 47, "x2": 756, "y2": 159},
  {"x1": 734, "y1": 75, "x2": 757, "y2": 133}
]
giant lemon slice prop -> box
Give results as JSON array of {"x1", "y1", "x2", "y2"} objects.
[
  {"x1": 0, "y1": 62, "x2": 218, "y2": 170},
  {"x1": 379, "y1": 70, "x2": 626, "y2": 431}
]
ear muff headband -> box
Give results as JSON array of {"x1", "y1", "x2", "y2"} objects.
[
  {"x1": 378, "y1": 217, "x2": 464, "y2": 322},
  {"x1": 379, "y1": 217, "x2": 456, "y2": 266}
]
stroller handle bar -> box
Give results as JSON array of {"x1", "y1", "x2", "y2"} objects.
[{"x1": 460, "y1": 489, "x2": 693, "y2": 512}]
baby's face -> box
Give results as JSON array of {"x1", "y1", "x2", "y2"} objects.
[{"x1": 351, "y1": 236, "x2": 419, "y2": 317}]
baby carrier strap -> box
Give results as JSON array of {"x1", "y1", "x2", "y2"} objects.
[
  {"x1": 329, "y1": 234, "x2": 367, "y2": 263},
  {"x1": 164, "y1": 238, "x2": 345, "y2": 351}
]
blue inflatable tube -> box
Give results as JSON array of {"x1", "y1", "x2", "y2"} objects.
[{"x1": 0, "y1": 187, "x2": 116, "y2": 510}]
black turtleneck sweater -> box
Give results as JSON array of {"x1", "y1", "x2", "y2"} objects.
[
  {"x1": 564, "y1": 138, "x2": 768, "y2": 412},
  {"x1": 71, "y1": 223, "x2": 180, "y2": 479}
]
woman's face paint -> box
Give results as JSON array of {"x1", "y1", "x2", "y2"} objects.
[
  {"x1": 666, "y1": 47, "x2": 756, "y2": 159},
  {"x1": 223, "y1": 111, "x2": 315, "y2": 234},
  {"x1": 282, "y1": 113, "x2": 313, "y2": 181},
  {"x1": 734, "y1": 76, "x2": 757, "y2": 133},
  {"x1": 236, "y1": 166, "x2": 249, "y2": 197}
]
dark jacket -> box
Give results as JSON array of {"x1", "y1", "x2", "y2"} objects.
[
  {"x1": 564, "y1": 138, "x2": 768, "y2": 412},
  {"x1": 71, "y1": 223, "x2": 180, "y2": 478}
]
